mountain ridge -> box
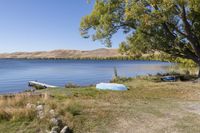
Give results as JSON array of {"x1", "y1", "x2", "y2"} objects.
[{"x1": 0, "y1": 48, "x2": 124, "y2": 59}]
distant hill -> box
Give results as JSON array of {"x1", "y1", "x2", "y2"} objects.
[{"x1": 0, "y1": 48, "x2": 124, "y2": 59}]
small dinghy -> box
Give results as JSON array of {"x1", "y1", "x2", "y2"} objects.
[
  {"x1": 96, "y1": 83, "x2": 127, "y2": 91},
  {"x1": 161, "y1": 76, "x2": 177, "y2": 82}
]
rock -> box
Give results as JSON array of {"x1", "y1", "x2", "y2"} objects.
[
  {"x1": 60, "y1": 126, "x2": 71, "y2": 133},
  {"x1": 49, "y1": 109, "x2": 56, "y2": 117},
  {"x1": 36, "y1": 105, "x2": 45, "y2": 119},
  {"x1": 37, "y1": 110, "x2": 45, "y2": 119},
  {"x1": 51, "y1": 126, "x2": 60, "y2": 132},
  {"x1": 26, "y1": 103, "x2": 36, "y2": 109},
  {"x1": 50, "y1": 118, "x2": 58, "y2": 126},
  {"x1": 50, "y1": 117, "x2": 63, "y2": 128},
  {"x1": 36, "y1": 105, "x2": 44, "y2": 111},
  {"x1": 49, "y1": 131, "x2": 58, "y2": 133}
]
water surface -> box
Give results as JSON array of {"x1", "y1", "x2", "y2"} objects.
[{"x1": 0, "y1": 59, "x2": 172, "y2": 94}]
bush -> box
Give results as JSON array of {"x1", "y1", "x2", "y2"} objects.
[
  {"x1": 29, "y1": 84, "x2": 46, "y2": 90},
  {"x1": 67, "y1": 103, "x2": 82, "y2": 116},
  {"x1": 65, "y1": 83, "x2": 79, "y2": 88},
  {"x1": 110, "y1": 76, "x2": 132, "y2": 83},
  {"x1": 0, "y1": 110, "x2": 12, "y2": 121}
]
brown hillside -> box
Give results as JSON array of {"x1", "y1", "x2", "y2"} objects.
[{"x1": 0, "y1": 48, "x2": 123, "y2": 59}]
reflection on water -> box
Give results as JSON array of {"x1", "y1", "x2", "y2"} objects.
[{"x1": 0, "y1": 59, "x2": 172, "y2": 94}]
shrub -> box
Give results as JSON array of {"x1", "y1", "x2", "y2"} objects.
[
  {"x1": 0, "y1": 110, "x2": 12, "y2": 121},
  {"x1": 34, "y1": 85, "x2": 46, "y2": 90},
  {"x1": 67, "y1": 103, "x2": 82, "y2": 116},
  {"x1": 110, "y1": 76, "x2": 132, "y2": 83},
  {"x1": 65, "y1": 83, "x2": 79, "y2": 88}
]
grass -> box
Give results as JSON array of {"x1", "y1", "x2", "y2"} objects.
[{"x1": 1, "y1": 77, "x2": 200, "y2": 133}]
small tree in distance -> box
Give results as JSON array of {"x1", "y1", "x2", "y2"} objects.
[{"x1": 80, "y1": 0, "x2": 200, "y2": 77}]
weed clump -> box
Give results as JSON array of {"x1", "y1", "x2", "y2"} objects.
[
  {"x1": 65, "y1": 83, "x2": 80, "y2": 88},
  {"x1": 67, "y1": 103, "x2": 83, "y2": 116}
]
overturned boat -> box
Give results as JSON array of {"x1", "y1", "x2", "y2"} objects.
[{"x1": 96, "y1": 83, "x2": 127, "y2": 91}]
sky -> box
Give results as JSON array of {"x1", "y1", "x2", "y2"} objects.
[{"x1": 0, "y1": 0, "x2": 125, "y2": 53}]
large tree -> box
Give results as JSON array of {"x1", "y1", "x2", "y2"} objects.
[{"x1": 80, "y1": 0, "x2": 200, "y2": 77}]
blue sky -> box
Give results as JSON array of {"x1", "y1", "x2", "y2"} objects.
[{"x1": 0, "y1": 0, "x2": 125, "y2": 53}]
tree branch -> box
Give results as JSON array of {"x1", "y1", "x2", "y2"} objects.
[{"x1": 180, "y1": 5, "x2": 200, "y2": 59}]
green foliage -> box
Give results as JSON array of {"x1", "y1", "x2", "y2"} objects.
[
  {"x1": 110, "y1": 76, "x2": 132, "y2": 83},
  {"x1": 32, "y1": 85, "x2": 46, "y2": 90},
  {"x1": 81, "y1": 0, "x2": 200, "y2": 73},
  {"x1": 65, "y1": 83, "x2": 80, "y2": 88}
]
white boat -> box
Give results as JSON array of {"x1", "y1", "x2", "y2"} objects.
[{"x1": 96, "y1": 83, "x2": 127, "y2": 91}]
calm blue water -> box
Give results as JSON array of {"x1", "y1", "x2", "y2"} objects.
[{"x1": 0, "y1": 59, "x2": 171, "y2": 94}]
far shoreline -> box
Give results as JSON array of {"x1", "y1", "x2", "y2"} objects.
[{"x1": 0, "y1": 57, "x2": 168, "y2": 62}]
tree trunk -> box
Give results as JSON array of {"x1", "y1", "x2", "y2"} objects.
[{"x1": 198, "y1": 65, "x2": 200, "y2": 78}]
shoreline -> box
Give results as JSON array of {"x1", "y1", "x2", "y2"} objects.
[
  {"x1": 0, "y1": 55, "x2": 196, "y2": 67},
  {"x1": 1, "y1": 73, "x2": 198, "y2": 96},
  {"x1": 0, "y1": 58, "x2": 170, "y2": 63}
]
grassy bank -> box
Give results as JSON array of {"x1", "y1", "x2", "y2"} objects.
[{"x1": 1, "y1": 76, "x2": 200, "y2": 133}]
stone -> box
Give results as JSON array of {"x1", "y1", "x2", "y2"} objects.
[
  {"x1": 26, "y1": 103, "x2": 36, "y2": 109},
  {"x1": 60, "y1": 126, "x2": 71, "y2": 133},
  {"x1": 49, "y1": 109, "x2": 56, "y2": 117},
  {"x1": 36, "y1": 105, "x2": 44, "y2": 111},
  {"x1": 49, "y1": 131, "x2": 58, "y2": 133},
  {"x1": 50, "y1": 118, "x2": 58, "y2": 126},
  {"x1": 51, "y1": 126, "x2": 60, "y2": 132},
  {"x1": 37, "y1": 111, "x2": 45, "y2": 119},
  {"x1": 50, "y1": 117, "x2": 63, "y2": 128}
]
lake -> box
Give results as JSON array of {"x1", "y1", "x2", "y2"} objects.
[{"x1": 0, "y1": 59, "x2": 172, "y2": 94}]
